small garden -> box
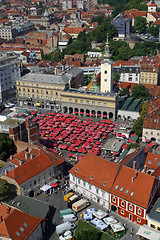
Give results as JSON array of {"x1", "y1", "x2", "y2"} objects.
[{"x1": 74, "y1": 220, "x2": 127, "y2": 240}]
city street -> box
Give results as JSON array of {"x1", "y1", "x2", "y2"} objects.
[{"x1": 35, "y1": 184, "x2": 140, "y2": 240}]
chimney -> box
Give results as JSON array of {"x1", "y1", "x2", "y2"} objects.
[
  {"x1": 6, "y1": 206, "x2": 11, "y2": 214},
  {"x1": 135, "y1": 171, "x2": 138, "y2": 178},
  {"x1": 5, "y1": 170, "x2": 8, "y2": 175},
  {"x1": 25, "y1": 153, "x2": 28, "y2": 160},
  {"x1": 10, "y1": 155, "x2": 13, "y2": 161},
  {"x1": 144, "y1": 165, "x2": 147, "y2": 174},
  {"x1": 55, "y1": 67, "x2": 57, "y2": 75},
  {"x1": 133, "y1": 161, "x2": 136, "y2": 170},
  {"x1": 30, "y1": 154, "x2": 33, "y2": 159},
  {"x1": 19, "y1": 160, "x2": 22, "y2": 165}
]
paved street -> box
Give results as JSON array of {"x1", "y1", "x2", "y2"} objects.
[{"x1": 35, "y1": 184, "x2": 139, "y2": 240}]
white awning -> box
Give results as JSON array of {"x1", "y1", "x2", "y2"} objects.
[
  {"x1": 103, "y1": 216, "x2": 117, "y2": 225},
  {"x1": 136, "y1": 225, "x2": 160, "y2": 240},
  {"x1": 111, "y1": 222, "x2": 125, "y2": 233},
  {"x1": 40, "y1": 184, "x2": 51, "y2": 192}
]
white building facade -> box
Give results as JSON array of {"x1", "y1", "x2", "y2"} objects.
[{"x1": 69, "y1": 172, "x2": 110, "y2": 209}]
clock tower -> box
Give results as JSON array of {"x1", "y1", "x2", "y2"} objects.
[{"x1": 101, "y1": 34, "x2": 113, "y2": 93}]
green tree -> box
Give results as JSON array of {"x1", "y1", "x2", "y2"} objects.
[
  {"x1": 125, "y1": 0, "x2": 147, "y2": 11},
  {"x1": 113, "y1": 72, "x2": 120, "y2": 83},
  {"x1": 119, "y1": 88, "x2": 130, "y2": 97},
  {"x1": 127, "y1": 142, "x2": 140, "y2": 150},
  {"x1": 133, "y1": 116, "x2": 144, "y2": 136},
  {"x1": 77, "y1": 229, "x2": 101, "y2": 240},
  {"x1": 132, "y1": 84, "x2": 151, "y2": 101},
  {"x1": 0, "y1": 134, "x2": 16, "y2": 162},
  {"x1": 91, "y1": 15, "x2": 105, "y2": 25},
  {"x1": 148, "y1": 24, "x2": 160, "y2": 38},
  {"x1": 135, "y1": 16, "x2": 147, "y2": 34},
  {"x1": 42, "y1": 48, "x2": 63, "y2": 62},
  {"x1": 140, "y1": 101, "x2": 149, "y2": 118},
  {"x1": 0, "y1": 179, "x2": 12, "y2": 200}
]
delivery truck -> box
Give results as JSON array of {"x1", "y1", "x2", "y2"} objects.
[
  {"x1": 59, "y1": 208, "x2": 74, "y2": 218},
  {"x1": 64, "y1": 192, "x2": 74, "y2": 202},
  {"x1": 72, "y1": 199, "x2": 89, "y2": 212},
  {"x1": 56, "y1": 221, "x2": 76, "y2": 235},
  {"x1": 67, "y1": 197, "x2": 80, "y2": 209}
]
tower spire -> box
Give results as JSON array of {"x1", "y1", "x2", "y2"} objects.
[{"x1": 103, "y1": 33, "x2": 111, "y2": 61}]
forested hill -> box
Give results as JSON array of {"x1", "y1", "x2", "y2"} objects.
[{"x1": 98, "y1": 0, "x2": 147, "y2": 16}]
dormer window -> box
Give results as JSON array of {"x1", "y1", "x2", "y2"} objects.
[
  {"x1": 120, "y1": 187, "x2": 123, "y2": 192},
  {"x1": 103, "y1": 182, "x2": 107, "y2": 186},
  {"x1": 90, "y1": 175, "x2": 94, "y2": 180},
  {"x1": 75, "y1": 168, "x2": 78, "y2": 172},
  {"x1": 130, "y1": 191, "x2": 134, "y2": 196}
]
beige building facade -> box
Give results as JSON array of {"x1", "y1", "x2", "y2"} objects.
[{"x1": 61, "y1": 88, "x2": 118, "y2": 119}]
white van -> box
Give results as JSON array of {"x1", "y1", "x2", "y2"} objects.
[
  {"x1": 56, "y1": 221, "x2": 76, "y2": 235},
  {"x1": 59, "y1": 231, "x2": 73, "y2": 240},
  {"x1": 62, "y1": 214, "x2": 77, "y2": 222}
]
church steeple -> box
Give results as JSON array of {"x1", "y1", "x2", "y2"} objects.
[
  {"x1": 148, "y1": 0, "x2": 157, "y2": 12},
  {"x1": 102, "y1": 34, "x2": 112, "y2": 63},
  {"x1": 101, "y1": 33, "x2": 113, "y2": 93}
]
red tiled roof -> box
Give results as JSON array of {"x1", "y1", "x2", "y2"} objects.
[
  {"x1": 145, "y1": 152, "x2": 160, "y2": 170},
  {"x1": 63, "y1": 27, "x2": 85, "y2": 34},
  {"x1": 0, "y1": 204, "x2": 42, "y2": 239},
  {"x1": 69, "y1": 153, "x2": 120, "y2": 192},
  {"x1": 6, "y1": 147, "x2": 64, "y2": 185},
  {"x1": 143, "y1": 97, "x2": 160, "y2": 130},
  {"x1": 152, "y1": 166, "x2": 160, "y2": 178},
  {"x1": 110, "y1": 165, "x2": 155, "y2": 208}
]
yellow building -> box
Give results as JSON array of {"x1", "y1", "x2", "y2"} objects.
[
  {"x1": 60, "y1": 88, "x2": 118, "y2": 119},
  {"x1": 140, "y1": 55, "x2": 160, "y2": 85},
  {"x1": 16, "y1": 72, "x2": 67, "y2": 111},
  {"x1": 16, "y1": 66, "x2": 83, "y2": 111},
  {"x1": 146, "y1": 198, "x2": 160, "y2": 231},
  {"x1": 101, "y1": 35, "x2": 113, "y2": 93}
]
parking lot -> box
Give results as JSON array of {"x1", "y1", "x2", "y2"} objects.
[{"x1": 35, "y1": 184, "x2": 140, "y2": 240}]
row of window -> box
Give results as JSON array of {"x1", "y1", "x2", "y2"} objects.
[
  {"x1": 69, "y1": 98, "x2": 107, "y2": 106},
  {"x1": 150, "y1": 224, "x2": 160, "y2": 231},
  {"x1": 20, "y1": 88, "x2": 58, "y2": 95},
  {"x1": 19, "y1": 93, "x2": 59, "y2": 101},
  {"x1": 120, "y1": 210, "x2": 141, "y2": 223},
  {"x1": 142, "y1": 73, "x2": 156, "y2": 78},
  {"x1": 145, "y1": 131, "x2": 159, "y2": 136},
  {"x1": 23, "y1": 171, "x2": 52, "y2": 192},
  {"x1": 74, "y1": 177, "x2": 105, "y2": 197},
  {"x1": 112, "y1": 197, "x2": 142, "y2": 215},
  {"x1": 141, "y1": 79, "x2": 155, "y2": 84},
  {"x1": 18, "y1": 82, "x2": 64, "y2": 90}
]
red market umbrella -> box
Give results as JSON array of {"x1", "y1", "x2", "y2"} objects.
[
  {"x1": 128, "y1": 139, "x2": 133, "y2": 143},
  {"x1": 113, "y1": 152, "x2": 118, "y2": 155},
  {"x1": 50, "y1": 182, "x2": 58, "y2": 188},
  {"x1": 31, "y1": 111, "x2": 37, "y2": 115},
  {"x1": 122, "y1": 144, "x2": 127, "y2": 149}
]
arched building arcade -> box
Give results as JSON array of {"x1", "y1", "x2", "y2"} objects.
[
  {"x1": 61, "y1": 89, "x2": 118, "y2": 120},
  {"x1": 63, "y1": 106, "x2": 113, "y2": 119}
]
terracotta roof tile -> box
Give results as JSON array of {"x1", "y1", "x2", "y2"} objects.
[
  {"x1": 145, "y1": 152, "x2": 160, "y2": 170},
  {"x1": 6, "y1": 147, "x2": 64, "y2": 185},
  {"x1": 69, "y1": 153, "x2": 120, "y2": 192},
  {"x1": 110, "y1": 165, "x2": 155, "y2": 208},
  {"x1": 0, "y1": 204, "x2": 42, "y2": 239}
]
